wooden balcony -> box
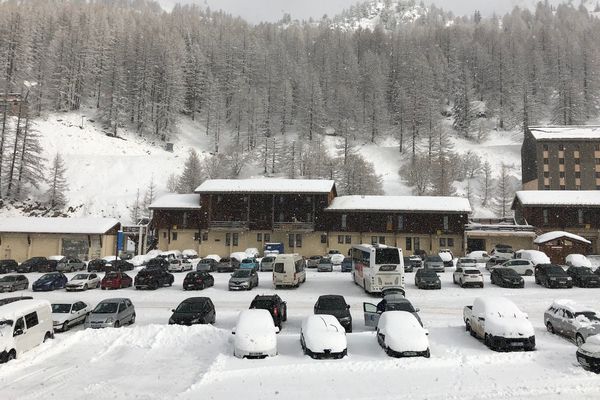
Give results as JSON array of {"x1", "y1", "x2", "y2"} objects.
[
  {"x1": 208, "y1": 221, "x2": 249, "y2": 231},
  {"x1": 273, "y1": 222, "x2": 315, "y2": 232}
]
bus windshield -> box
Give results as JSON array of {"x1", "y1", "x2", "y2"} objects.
[{"x1": 375, "y1": 248, "x2": 400, "y2": 265}]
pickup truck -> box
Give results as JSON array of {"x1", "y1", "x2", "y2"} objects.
[{"x1": 463, "y1": 297, "x2": 535, "y2": 351}]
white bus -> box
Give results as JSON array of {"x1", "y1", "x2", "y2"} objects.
[{"x1": 351, "y1": 244, "x2": 405, "y2": 294}]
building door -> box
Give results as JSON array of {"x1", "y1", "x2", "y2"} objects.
[{"x1": 467, "y1": 239, "x2": 486, "y2": 253}]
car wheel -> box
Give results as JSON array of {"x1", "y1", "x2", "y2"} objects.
[
  {"x1": 6, "y1": 350, "x2": 16, "y2": 362},
  {"x1": 43, "y1": 332, "x2": 53, "y2": 342},
  {"x1": 576, "y1": 334, "x2": 585, "y2": 347},
  {"x1": 62, "y1": 321, "x2": 69, "y2": 332},
  {"x1": 465, "y1": 321, "x2": 471, "y2": 332},
  {"x1": 525, "y1": 270, "x2": 533, "y2": 276},
  {"x1": 101, "y1": 286, "x2": 106, "y2": 290},
  {"x1": 114, "y1": 321, "x2": 121, "y2": 328},
  {"x1": 130, "y1": 313, "x2": 136, "y2": 325},
  {"x1": 83, "y1": 284, "x2": 88, "y2": 290},
  {"x1": 453, "y1": 276, "x2": 456, "y2": 284},
  {"x1": 424, "y1": 348, "x2": 431, "y2": 358}
]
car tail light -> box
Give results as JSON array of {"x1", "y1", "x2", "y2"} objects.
[{"x1": 273, "y1": 307, "x2": 278, "y2": 317}]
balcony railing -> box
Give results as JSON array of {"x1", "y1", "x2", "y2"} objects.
[
  {"x1": 209, "y1": 221, "x2": 249, "y2": 230},
  {"x1": 273, "y1": 222, "x2": 315, "y2": 232}
]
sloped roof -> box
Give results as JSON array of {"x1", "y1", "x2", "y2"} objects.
[
  {"x1": 534, "y1": 231, "x2": 591, "y2": 245},
  {"x1": 529, "y1": 125, "x2": 600, "y2": 140},
  {"x1": 0, "y1": 217, "x2": 120, "y2": 235},
  {"x1": 195, "y1": 179, "x2": 336, "y2": 194},
  {"x1": 514, "y1": 191, "x2": 600, "y2": 208},
  {"x1": 326, "y1": 195, "x2": 472, "y2": 213},
  {"x1": 149, "y1": 194, "x2": 201, "y2": 210}
]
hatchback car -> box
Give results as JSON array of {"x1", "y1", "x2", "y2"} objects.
[
  {"x1": 545, "y1": 300, "x2": 600, "y2": 346},
  {"x1": 85, "y1": 298, "x2": 136, "y2": 328},
  {"x1": 566, "y1": 266, "x2": 600, "y2": 288},
  {"x1": 16, "y1": 257, "x2": 52, "y2": 273},
  {"x1": 228, "y1": 269, "x2": 259, "y2": 291},
  {"x1": 52, "y1": 301, "x2": 90, "y2": 332},
  {"x1": 32, "y1": 272, "x2": 68, "y2": 291},
  {"x1": 341, "y1": 257, "x2": 352, "y2": 272},
  {"x1": 0, "y1": 275, "x2": 28, "y2": 292},
  {"x1": 183, "y1": 271, "x2": 214, "y2": 290},
  {"x1": 496, "y1": 259, "x2": 535, "y2": 276},
  {"x1": 456, "y1": 258, "x2": 477, "y2": 269},
  {"x1": 196, "y1": 258, "x2": 218, "y2": 272},
  {"x1": 0, "y1": 259, "x2": 18, "y2": 274},
  {"x1": 169, "y1": 297, "x2": 216, "y2": 325},
  {"x1": 306, "y1": 255, "x2": 322, "y2": 268},
  {"x1": 301, "y1": 315, "x2": 347, "y2": 359},
  {"x1": 56, "y1": 257, "x2": 86, "y2": 272},
  {"x1": 146, "y1": 257, "x2": 170, "y2": 271},
  {"x1": 168, "y1": 259, "x2": 193, "y2": 273},
  {"x1": 453, "y1": 267, "x2": 484, "y2": 288},
  {"x1": 490, "y1": 268, "x2": 524, "y2": 288},
  {"x1": 134, "y1": 268, "x2": 174, "y2": 290},
  {"x1": 259, "y1": 256, "x2": 276, "y2": 272},
  {"x1": 424, "y1": 255, "x2": 444, "y2": 272},
  {"x1": 577, "y1": 334, "x2": 600, "y2": 372},
  {"x1": 240, "y1": 258, "x2": 259, "y2": 271},
  {"x1": 216, "y1": 258, "x2": 234, "y2": 273},
  {"x1": 317, "y1": 258, "x2": 333, "y2": 272},
  {"x1": 106, "y1": 260, "x2": 134, "y2": 272},
  {"x1": 535, "y1": 264, "x2": 573, "y2": 288},
  {"x1": 414, "y1": 268, "x2": 441, "y2": 289},
  {"x1": 101, "y1": 272, "x2": 133, "y2": 289},
  {"x1": 250, "y1": 294, "x2": 287, "y2": 329},
  {"x1": 87, "y1": 258, "x2": 109, "y2": 272},
  {"x1": 65, "y1": 273, "x2": 100, "y2": 291},
  {"x1": 314, "y1": 295, "x2": 352, "y2": 333},
  {"x1": 376, "y1": 311, "x2": 430, "y2": 358}
]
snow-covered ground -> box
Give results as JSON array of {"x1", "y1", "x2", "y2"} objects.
[{"x1": 1, "y1": 268, "x2": 599, "y2": 399}]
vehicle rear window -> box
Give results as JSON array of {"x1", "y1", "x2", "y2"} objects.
[
  {"x1": 262, "y1": 257, "x2": 275, "y2": 263},
  {"x1": 379, "y1": 265, "x2": 397, "y2": 272},
  {"x1": 545, "y1": 265, "x2": 566, "y2": 274},
  {"x1": 318, "y1": 297, "x2": 346, "y2": 309},
  {"x1": 419, "y1": 269, "x2": 437, "y2": 277},
  {"x1": 375, "y1": 248, "x2": 400, "y2": 264},
  {"x1": 242, "y1": 259, "x2": 254, "y2": 263},
  {"x1": 461, "y1": 259, "x2": 476, "y2": 264},
  {"x1": 465, "y1": 269, "x2": 480, "y2": 275},
  {"x1": 274, "y1": 263, "x2": 285, "y2": 273},
  {"x1": 387, "y1": 302, "x2": 415, "y2": 312},
  {"x1": 251, "y1": 300, "x2": 273, "y2": 309},
  {"x1": 427, "y1": 256, "x2": 443, "y2": 262}
]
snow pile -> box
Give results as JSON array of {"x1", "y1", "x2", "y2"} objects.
[
  {"x1": 566, "y1": 254, "x2": 593, "y2": 268},
  {"x1": 0, "y1": 217, "x2": 119, "y2": 234},
  {"x1": 529, "y1": 125, "x2": 600, "y2": 140},
  {"x1": 516, "y1": 191, "x2": 600, "y2": 207},
  {"x1": 149, "y1": 194, "x2": 201, "y2": 210}
]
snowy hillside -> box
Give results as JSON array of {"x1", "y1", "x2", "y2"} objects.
[{"x1": 333, "y1": 0, "x2": 428, "y2": 30}]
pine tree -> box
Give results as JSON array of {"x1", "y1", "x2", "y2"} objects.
[
  {"x1": 177, "y1": 149, "x2": 203, "y2": 193},
  {"x1": 493, "y1": 163, "x2": 516, "y2": 218},
  {"x1": 46, "y1": 153, "x2": 68, "y2": 209},
  {"x1": 481, "y1": 161, "x2": 493, "y2": 208},
  {"x1": 129, "y1": 189, "x2": 141, "y2": 224},
  {"x1": 142, "y1": 177, "x2": 157, "y2": 218}
]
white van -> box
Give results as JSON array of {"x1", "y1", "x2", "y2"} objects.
[
  {"x1": 0, "y1": 299, "x2": 54, "y2": 363},
  {"x1": 273, "y1": 254, "x2": 306, "y2": 288}
]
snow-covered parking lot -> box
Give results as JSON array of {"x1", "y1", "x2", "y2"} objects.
[{"x1": 1, "y1": 267, "x2": 600, "y2": 400}]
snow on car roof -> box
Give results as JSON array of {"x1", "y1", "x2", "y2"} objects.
[
  {"x1": 515, "y1": 191, "x2": 600, "y2": 207},
  {"x1": 304, "y1": 314, "x2": 344, "y2": 333},
  {"x1": 327, "y1": 195, "x2": 471, "y2": 213},
  {"x1": 195, "y1": 179, "x2": 335, "y2": 194},
  {"x1": 149, "y1": 194, "x2": 201, "y2": 210},
  {"x1": 0, "y1": 217, "x2": 120, "y2": 235},
  {"x1": 236, "y1": 309, "x2": 274, "y2": 331},
  {"x1": 528, "y1": 125, "x2": 600, "y2": 140},
  {"x1": 473, "y1": 297, "x2": 524, "y2": 317},
  {"x1": 534, "y1": 231, "x2": 591, "y2": 245},
  {"x1": 552, "y1": 299, "x2": 597, "y2": 314}
]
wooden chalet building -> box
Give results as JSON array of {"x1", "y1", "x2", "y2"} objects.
[
  {"x1": 512, "y1": 191, "x2": 600, "y2": 253},
  {"x1": 149, "y1": 194, "x2": 202, "y2": 251}
]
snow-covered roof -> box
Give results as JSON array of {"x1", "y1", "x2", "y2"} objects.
[
  {"x1": 149, "y1": 194, "x2": 200, "y2": 210},
  {"x1": 195, "y1": 179, "x2": 335, "y2": 194},
  {"x1": 327, "y1": 195, "x2": 471, "y2": 213},
  {"x1": 535, "y1": 231, "x2": 591, "y2": 245},
  {"x1": 514, "y1": 191, "x2": 600, "y2": 208},
  {"x1": 0, "y1": 217, "x2": 120, "y2": 235},
  {"x1": 528, "y1": 125, "x2": 600, "y2": 140}
]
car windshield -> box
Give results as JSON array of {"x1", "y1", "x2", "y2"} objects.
[
  {"x1": 251, "y1": 300, "x2": 274, "y2": 309},
  {"x1": 375, "y1": 248, "x2": 400, "y2": 264},
  {"x1": 575, "y1": 267, "x2": 593, "y2": 274},
  {"x1": 545, "y1": 265, "x2": 566, "y2": 274},
  {"x1": 427, "y1": 256, "x2": 442, "y2": 262},
  {"x1": 232, "y1": 270, "x2": 251, "y2": 278},
  {"x1": 319, "y1": 259, "x2": 331, "y2": 264},
  {"x1": 262, "y1": 257, "x2": 275, "y2": 263},
  {"x1": 465, "y1": 269, "x2": 480, "y2": 274},
  {"x1": 460, "y1": 259, "x2": 476, "y2": 264},
  {"x1": 93, "y1": 302, "x2": 118, "y2": 313},
  {"x1": 387, "y1": 301, "x2": 415, "y2": 312},
  {"x1": 186, "y1": 272, "x2": 201, "y2": 278},
  {"x1": 52, "y1": 304, "x2": 72, "y2": 313},
  {"x1": 575, "y1": 312, "x2": 600, "y2": 322},
  {"x1": 175, "y1": 301, "x2": 206, "y2": 313},
  {"x1": 310, "y1": 256, "x2": 321, "y2": 260},
  {"x1": 220, "y1": 258, "x2": 231, "y2": 263},
  {"x1": 199, "y1": 259, "x2": 212, "y2": 264},
  {"x1": 73, "y1": 274, "x2": 89, "y2": 280},
  {"x1": 241, "y1": 259, "x2": 254, "y2": 264},
  {"x1": 342, "y1": 258, "x2": 351, "y2": 263},
  {"x1": 499, "y1": 269, "x2": 519, "y2": 276},
  {"x1": 0, "y1": 276, "x2": 17, "y2": 282},
  {"x1": 170, "y1": 260, "x2": 180, "y2": 264},
  {"x1": 318, "y1": 297, "x2": 346, "y2": 309},
  {"x1": 39, "y1": 274, "x2": 57, "y2": 281}
]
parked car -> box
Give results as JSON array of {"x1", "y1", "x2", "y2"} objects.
[
  {"x1": 301, "y1": 315, "x2": 347, "y2": 359},
  {"x1": 545, "y1": 300, "x2": 600, "y2": 346},
  {"x1": 376, "y1": 311, "x2": 430, "y2": 358},
  {"x1": 244, "y1": 248, "x2": 260, "y2": 258},
  {"x1": 101, "y1": 272, "x2": 133, "y2": 290},
  {"x1": 232, "y1": 309, "x2": 278, "y2": 358},
  {"x1": 0, "y1": 275, "x2": 28, "y2": 293},
  {"x1": 129, "y1": 255, "x2": 147, "y2": 267},
  {"x1": 183, "y1": 271, "x2": 214, "y2": 290},
  {"x1": 424, "y1": 255, "x2": 445, "y2": 272},
  {"x1": 197, "y1": 258, "x2": 218, "y2": 272},
  {"x1": 535, "y1": 264, "x2": 573, "y2": 288},
  {"x1": 403, "y1": 256, "x2": 421, "y2": 272},
  {"x1": 273, "y1": 253, "x2": 306, "y2": 288},
  {"x1": 85, "y1": 298, "x2": 136, "y2": 328},
  {"x1": 240, "y1": 258, "x2": 259, "y2": 271},
  {"x1": 216, "y1": 258, "x2": 234, "y2": 273},
  {"x1": 577, "y1": 334, "x2": 600, "y2": 373},
  {"x1": 182, "y1": 249, "x2": 199, "y2": 260},
  {"x1": 467, "y1": 251, "x2": 490, "y2": 264},
  {"x1": 414, "y1": 249, "x2": 427, "y2": 260},
  {"x1": 168, "y1": 297, "x2": 215, "y2": 325},
  {"x1": 87, "y1": 258, "x2": 109, "y2": 272},
  {"x1": 403, "y1": 257, "x2": 414, "y2": 272},
  {"x1": 317, "y1": 257, "x2": 333, "y2": 272},
  {"x1": 566, "y1": 254, "x2": 593, "y2": 269},
  {"x1": 414, "y1": 268, "x2": 441, "y2": 290},
  {"x1": 134, "y1": 268, "x2": 174, "y2": 290},
  {"x1": 230, "y1": 252, "x2": 247, "y2": 265},
  {"x1": 515, "y1": 249, "x2": 551, "y2": 266},
  {"x1": 328, "y1": 250, "x2": 345, "y2": 265},
  {"x1": 485, "y1": 257, "x2": 506, "y2": 271},
  {"x1": 259, "y1": 256, "x2": 276, "y2": 272},
  {"x1": 51, "y1": 301, "x2": 90, "y2": 332},
  {"x1": 314, "y1": 295, "x2": 352, "y2": 333},
  {"x1": 464, "y1": 297, "x2": 535, "y2": 351},
  {"x1": 158, "y1": 250, "x2": 182, "y2": 261},
  {"x1": 0, "y1": 300, "x2": 54, "y2": 363},
  {"x1": 490, "y1": 244, "x2": 514, "y2": 260},
  {"x1": 438, "y1": 250, "x2": 454, "y2": 268},
  {"x1": 453, "y1": 267, "x2": 484, "y2": 288},
  {"x1": 228, "y1": 269, "x2": 259, "y2": 291},
  {"x1": 0, "y1": 259, "x2": 18, "y2": 274},
  {"x1": 456, "y1": 258, "x2": 477, "y2": 269},
  {"x1": 495, "y1": 259, "x2": 535, "y2": 276},
  {"x1": 56, "y1": 257, "x2": 86, "y2": 272},
  {"x1": 65, "y1": 273, "x2": 100, "y2": 291},
  {"x1": 306, "y1": 255, "x2": 322, "y2": 268},
  {"x1": 250, "y1": 294, "x2": 287, "y2": 330},
  {"x1": 146, "y1": 257, "x2": 170, "y2": 271},
  {"x1": 490, "y1": 268, "x2": 524, "y2": 288},
  {"x1": 566, "y1": 266, "x2": 600, "y2": 288},
  {"x1": 32, "y1": 272, "x2": 68, "y2": 291},
  {"x1": 16, "y1": 257, "x2": 52, "y2": 273},
  {"x1": 168, "y1": 258, "x2": 193, "y2": 273},
  {"x1": 106, "y1": 260, "x2": 134, "y2": 272},
  {"x1": 363, "y1": 291, "x2": 422, "y2": 328},
  {"x1": 341, "y1": 257, "x2": 353, "y2": 272}
]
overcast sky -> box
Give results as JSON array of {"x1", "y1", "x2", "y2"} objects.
[{"x1": 159, "y1": 1, "x2": 562, "y2": 23}]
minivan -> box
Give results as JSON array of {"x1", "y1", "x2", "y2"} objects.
[
  {"x1": 273, "y1": 254, "x2": 306, "y2": 288},
  {"x1": 0, "y1": 299, "x2": 54, "y2": 363}
]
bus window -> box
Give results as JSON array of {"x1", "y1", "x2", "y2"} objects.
[{"x1": 375, "y1": 248, "x2": 400, "y2": 264}]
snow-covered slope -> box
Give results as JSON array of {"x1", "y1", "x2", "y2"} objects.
[{"x1": 334, "y1": 0, "x2": 427, "y2": 31}]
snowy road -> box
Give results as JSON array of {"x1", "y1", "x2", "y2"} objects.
[{"x1": 1, "y1": 268, "x2": 599, "y2": 399}]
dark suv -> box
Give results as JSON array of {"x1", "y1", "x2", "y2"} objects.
[
  {"x1": 17, "y1": 257, "x2": 52, "y2": 273},
  {"x1": 169, "y1": 297, "x2": 216, "y2": 325},
  {"x1": 88, "y1": 259, "x2": 109, "y2": 272},
  {"x1": 314, "y1": 295, "x2": 352, "y2": 333},
  {"x1": 535, "y1": 264, "x2": 573, "y2": 288},
  {"x1": 250, "y1": 294, "x2": 287, "y2": 329},
  {"x1": 0, "y1": 259, "x2": 18, "y2": 274},
  {"x1": 134, "y1": 268, "x2": 174, "y2": 290},
  {"x1": 146, "y1": 258, "x2": 170, "y2": 271},
  {"x1": 566, "y1": 266, "x2": 600, "y2": 288}
]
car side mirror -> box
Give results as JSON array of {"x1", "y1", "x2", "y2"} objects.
[
  {"x1": 346, "y1": 305, "x2": 351, "y2": 309},
  {"x1": 71, "y1": 310, "x2": 76, "y2": 314},
  {"x1": 13, "y1": 328, "x2": 23, "y2": 337},
  {"x1": 415, "y1": 308, "x2": 420, "y2": 313},
  {"x1": 171, "y1": 309, "x2": 175, "y2": 313}
]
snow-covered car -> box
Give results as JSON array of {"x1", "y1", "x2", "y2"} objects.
[
  {"x1": 51, "y1": 301, "x2": 90, "y2": 332},
  {"x1": 363, "y1": 289, "x2": 422, "y2": 328},
  {"x1": 566, "y1": 254, "x2": 593, "y2": 269},
  {"x1": 328, "y1": 250, "x2": 345, "y2": 265},
  {"x1": 438, "y1": 250, "x2": 453, "y2": 267},
  {"x1": 376, "y1": 311, "x2": 430, "y2": 358},
  {"x1": 158, "y1": 250, "x2": 183, "y2": 261},
  {"x1": 544, "y1": 300, "x2": 600, "y2": 346},
  {"x1": 204, "y1": 254, "x2": 221, "y2": 262},
  {"x1": 495, "y1": 259, "x2": 535, "y2": 276},
  {"x1": 577, "y1": 334, "x2": 600, "y2": 373},
  {"x1": 65, "y1": 273, "x2": 100, "y2": 291},
  {"x1": 464, "y1": 297, "x2": 535, "y2": 351},
  {"x1": 300, "y1": 315, "x2": 347, "y2": 359},
  {"x1": 453, "y1": 267, "x2": 484, "y2": 288},
  {"x1": 168, "y1": 258, "x2": 193, "y2": 272},
  {"x1": 456, "y1": 258, "x2": 477, "y2": 269},
  {"x1": 182, "y1": 249, "x2": 199, "y2": 260},
  {"x1": 467, "y1": 251, "x2": 490, "y2": 264},
  {"x1": 230, "y1": 252, "x2": 247, "y2": 264},
  {"x1": 515, "y1": 249, "x2": 551, "y2": 266},
  {"x1": 244, "y1": 248, "x2": 260, "y2": 258},
  {"x1": 129, "y1": 255, "x2": 147, "y2": 267},
  {"x1": 232, "y1": 309, "x2": 278, "y2": 358},
  {"x1": 490, "y1": 244, "x2": 514, "y2": 260}
]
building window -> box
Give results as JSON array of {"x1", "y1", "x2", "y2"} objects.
[
  {"x1": 559, "y1": 158, "x2": 565, "y2": 165},
  {"x1": 338, "y1": 235, "x2": 344, "y2": 244},
  {"x1": 575, "y1": 158, "x2": 580, "y2": 165},
  {"x1": 575, "y1": 171, "x2": 581, "y2": 178},
  {"x1": 379, "y1": 236, "x2": 386, "y2": 245},
  {"x1": 414, "y1": 237, "x2": 420, "y2": 251},
  {"x1": 233, "y1": 233, "x2": 239, "y2": 246},
  {"x1": 578, "y1": 209, "x2": 584, "y2": 225},
  {"x1": 596, "y1": 158, "x2": 600, "y2": 165},
  {"x1": 595, "y1": 144, "x2": 600, "y2": 151},
  {"x1": 544, "y1": 184, "x2": 550, "y2": 189},
  {"x1": 345, "y1": 235, "x2": 352, "y2": 244},
  {"x1": 543, "y1": 158, "x2": 549, "y2": 164},
  {"x1": 341, "y1": 214, "x2": 347, "y2": 229},
  {"x1": 194, "y1": 232, "x2": 201, "y2": 242},
  {"x1": 596, "y1": 172, "x2": 600, "y2": 178},
  {"x1": 405, "y1": 237, "x2": 412, "y2": 251},
  {"x1": 387, "y1": 215, "x2": 393, "y2": 231},
  {"x1": 543, "y1": 171, "x2": 549, "y2": 178},
  {"x1": 397, "y1": 215, "x2": 404, "y2": 230},
  {"x1": 202, "y1": 232, "x2": 208, "y2": 241},
  {"x1": 558, "y1": 144, "x2": 565, "y2": 151},
  {"x1": 226, "y1": 233, "x2": 231, "y2": 246},
  {"x1": 543, "y1": 144, "x2": 548, "y2": 151},
  {"x1": 320, "y1": 234, "x2": 327, "y2": 244},
  {"x1": 182, "y1": 212, "x2": 188, "y2": 227},
  {"x1": 257, "y1": 233, "x2": 263, "y2": 242},
  {"x1": 448, "y1": 238, "x2": 455, "y2": 247},
  {"x1": 443, "y1": 216, "x2": 449, "y2": 231},
  {"x1": 163, "y1": 232, "x2": 167, "y2": 239},
  {"x1": 264, "y1": 233, "x2": 271, "y2": 242},
  {"x1": 295, "y1": 234, "x2": 302, "y2": 248},
  {"x1": 543, "y1": 209, "x2": 549, "y2": 225},
  {"x1": 172, "y1": 232, "x2": 178, "y2": 241},
  {"x1": 439, "y1": 238, "x2": 446, "y2": 247},
  {"x1": 289, "y1": 235, "x2": 295, "y2": 248},
  {"x1": 559, "y1": 171, "x2": 565, "y2": 178},
  {"x1": 371, "y1": 236, "x2": 378, "y2": 245}
]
